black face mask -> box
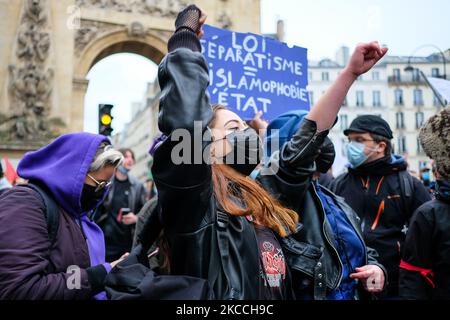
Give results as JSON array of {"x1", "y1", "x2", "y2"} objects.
[
  {"x1": 80, "y1": 183, "x2": 105, "y2": 212},
  {"x1": 221, "y1": 127, "x2": 262, "y2": 176},
  {"x1": 315, "y1": 137, "x2": 336, "y2": 173}
]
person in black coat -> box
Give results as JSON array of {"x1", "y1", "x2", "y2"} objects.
[
  {"x1": 254, "y1": 111, "x2": 387, "y2": 300},
  {"x1": 330, "y1": 115, "x2": 431, "y2": 299},
  {"x1": 141, "y1": 5, "x2": 300, "y2": 300},
  {"x1": 399, "y1": 108, "x2": 450, "y2": 300},
  {"x1": 132, "y1": 4, "x2": 389, "y2": 300}
]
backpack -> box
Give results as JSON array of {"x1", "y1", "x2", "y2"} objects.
[
  {"x1": 20, "y1": 183, "x2": 59, "y2": 244},
  {"x1": 398, "y1": 170, "x2": 414, "y2": 218}
]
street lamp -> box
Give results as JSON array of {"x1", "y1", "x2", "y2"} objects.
[
  {"x1": 404, "y1": 44, "x2": 448, "y2": 108},
  {"x1": 405, "y1": 44, "x2": 447, "y2": 79}
]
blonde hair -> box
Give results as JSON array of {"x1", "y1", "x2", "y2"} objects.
[{"x1": 89, "y1": 142, "x2": 123, "y2": 172}]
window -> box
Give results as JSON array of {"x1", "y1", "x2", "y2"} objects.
[
  {"x1": 372, "y1": 71, "x2": 380, "y2": 81},
  {"x1": 431, "y1": 68, "x2": 440, "y2": 78},
  {"x1": 417, "y1": 138, "x2": 424, "y2": 154},
  {"x1": 340, "y1": 114, "x2": 349, "y2": 131},
  {"x1": 340, "y1": 138, "x2": 347, "y2": 157},
  {"x1": 397, "y1": 136, "x2": 407, "y2": 154},
  {"x1": 414, "y1": 89, "x2": 423, "y2": 106},
  {"x1": 396, "y1": 112, "x2": 405, "y2": 129},
  {"x1": 395, "y1": 89, "x2": 404, "y2": 105},
  {"x1": 356, "y1": 91, "x2": 364, "y2": 107},
  {"x1": 412, "y1": 69, "x2": 421, "y2": 82},
  {"x1": 308, "y1": 72, "x2": 313, "y2": 81},
  {"x1": 342, "y1": 96, "x2": 347, "y2": 107},
  {"x1": 322, "y1": 72, "x2": 329, "y2": 81},
  {"x1": 309, "y1": 91, "x2": 314, "y2": 105},
  {"x1": 415, "y1": 112, "x2": 424, "y2": 129},
  {"x1": 357, "y1": 75, "x2": 363, "y2": 81},
  {"x1": 393, "y1": 68, "x2": 401, "y2": 81},
  {"x1": 372, "y1": 91, "x2": 381, "y2": 107}
]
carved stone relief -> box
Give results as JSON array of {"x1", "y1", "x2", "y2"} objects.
[
  {"x1": 76, "y1": 0, "x2": 188, "y2": 18},
  {"x1": 217, "y1": 12, "x2": 232, "y2": 29},
  {"x1": 3, "y1": 0, "x2": 63, "y2": 142}
]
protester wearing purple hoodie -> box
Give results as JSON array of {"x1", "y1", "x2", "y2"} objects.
[{"x1": 0, "y1": 132, "x2": 126, "y2": 300}]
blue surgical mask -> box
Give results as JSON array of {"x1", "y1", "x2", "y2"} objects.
[
  {"x1": 117, "y1": 165, "x2": 130, "y2": 175},
  {"x1": 421, "y1": 171, "x2": 430, "y2": 181},
  {"x1": 346, "y1": 141, "x2": 370, "y2": 168}
]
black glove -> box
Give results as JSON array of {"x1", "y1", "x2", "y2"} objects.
[
  {"x1": 168, "y1": 4, "x2": 202, "y2": 52},
  {"x1": 174, "y1": 4, "x2": 202, "y2": 34}
]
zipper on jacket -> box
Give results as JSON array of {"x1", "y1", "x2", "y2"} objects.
[
  {"x1": 288, "y1": 131, "x2": 321, "y2": 165},
  {"x1": 311, "y1": 183, "x2": 344, "y2": 288}
]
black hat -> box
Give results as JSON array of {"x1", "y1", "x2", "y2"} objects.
[{"x1": 344, "y1": 115, "x2": 393, "y2": 139}]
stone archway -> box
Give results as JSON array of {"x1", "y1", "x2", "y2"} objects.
[
  {"x1": 0, "y1": 0, "x2": 260, "y2": 159},
  {"x1": 71, "y1": 28, "x2": 168, "y2": 132}
]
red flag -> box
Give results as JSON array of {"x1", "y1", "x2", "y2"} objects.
[{"x1": 3, "y1": 157, "x2": 18, "y2": 184}]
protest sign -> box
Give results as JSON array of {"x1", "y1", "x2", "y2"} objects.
[{"x1": 200, "y1": 24, "x2": 310, "y2": 120}]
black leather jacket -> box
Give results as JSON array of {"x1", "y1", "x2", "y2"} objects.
[
  {"x1": 399, "y1": 180, "x2": 450, "y2": 300},
  {"x1": 151, "y1": 32, "x2": 293, "y2": 299},
  {"x1": 257, "y1": 118, "x2": 387, "y2": 300}
]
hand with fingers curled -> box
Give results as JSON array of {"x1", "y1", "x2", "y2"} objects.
[
  {"x1": 344, "y1": 42, "x2": 388, "y2": 78},
  {"x1": 174, "y1": 4, "x2": 207, "y2": 39},
  {"x1": 247, "y1": 111, "x2": 269, "y2": 138},
  {"x1": 350, "y1": 264, "x2": 386, "y2": 293}
]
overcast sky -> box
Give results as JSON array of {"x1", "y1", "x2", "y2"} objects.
[{"x1": 84, "y1": 0, "x2": 450, "y2": 134}]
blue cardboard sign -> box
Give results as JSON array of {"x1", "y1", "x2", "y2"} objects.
[{"x1": 200, "y1": 24, "x2": 310, "y2": 120}]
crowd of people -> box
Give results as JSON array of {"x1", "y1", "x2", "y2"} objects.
[{"x1": 0, "y1": 5, "x2": 449, "y2": 300}]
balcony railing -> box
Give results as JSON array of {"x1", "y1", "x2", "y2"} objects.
[{"x1": 388, "y1": 75, "x2": 426, "y2": 85}]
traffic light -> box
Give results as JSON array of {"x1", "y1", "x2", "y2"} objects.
[{"x1": 99, "y1": 104, "x2": 114, "y2": 136}]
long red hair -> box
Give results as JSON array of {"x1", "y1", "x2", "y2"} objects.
[{"x1": 210, "y1": 105, "x2": 298, "y2": 237}]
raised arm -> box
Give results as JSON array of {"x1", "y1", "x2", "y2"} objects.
[
  {"x1": 307, "y1": 42, "x2": 388, "y2": 131},
  {"x1": 152, "y1": 6, "x2": 213, "y2": 232},
  {"x1": 259, "y1": 43, "x2": 388, "y2": 209},
  {"x1": 157, "y1": 6, "x2": 210, "y2": 136}
]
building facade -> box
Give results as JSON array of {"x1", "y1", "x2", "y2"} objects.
[
  {"x1": 308, "y1": 46, "x2": 450, "y2": 175},
  {"x1": 114, "y1": 80, "x2": 160, "y2": 182},
  {"x1": 0, "y1": 0, "x2": 261, "y2": 166}
]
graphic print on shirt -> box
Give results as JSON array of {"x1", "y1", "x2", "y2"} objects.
[{"x1": 260, "y1": 239, "x2": 286, "y2": 288}]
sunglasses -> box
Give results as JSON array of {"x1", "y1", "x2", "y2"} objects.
[{"x1": 87, "y1": 174, "x2": 112, "y2": 192}]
